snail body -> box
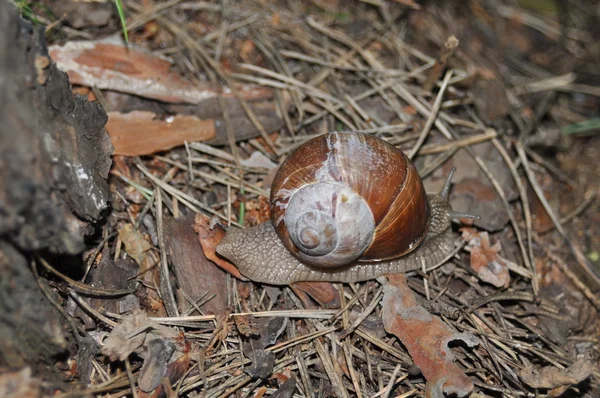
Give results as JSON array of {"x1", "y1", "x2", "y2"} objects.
[{"x1": 217, "y1": 132, "x2": 475, "y2": 285}]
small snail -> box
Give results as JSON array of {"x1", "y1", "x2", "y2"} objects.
[{"x1": 216, "y1": 131, "x2": 477, "y2": 285}]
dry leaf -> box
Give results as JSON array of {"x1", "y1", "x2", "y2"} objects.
[
  {"x1": 519, "y1": 359, "x2": 594, "y2": 394},
  {"x1": 102, "y1": 309, "x2": 178, "y2": 361},
  {"x1": 462, "y1": 229, "x2": 511, "y2": 288},
  {"x1": 138, "y1": 351, "x2": 191, "y2": 398},
  {"x1": 234, "y1": 314, "x2": 261, "y2": 337},
  {"x1": 240, "y1": 317, "x2": 287, "y2": 379},
  {"x1": 270, "y1": 12, "x2": 280, "y2": 27},
  {"x1": 239, "y1": 39, "x2": 256, "y2": 63},
  {"x1": 270, "y1": 374, "x2": 297, "y2": 398},
  {"x1": 527, "y1": 182, "x2": 554, "y2": 233},
  {"x1": 118, "y1": 223, "x2": 158, "y2": 271},
  {"x1": 206, "y1": 308, "x2": 233, "y2": 354},
  {"x1": 112, "y1": 155, "x2": 134, "y2": 180},
  {"x1": 192, "y1": 214, "x2": 248, "y2": 281},
  {"x1": 138, "y1": 339, "x2": 176, "y2": 393},
  {"x1": 239, "y1": 196, "x2": 271, "y2": 227},
  {"x1": 246, "y1": 349, "x2": 276, "y2": 379},
  {"x1": 380, "y1": 274, "x2": 479, "y2": 398},
  {"x1": 291, "y1": 281, "x2": 340, "y2": 309},
  {"x1": 239, "y1": 151, "x2": 278, "y2": 170},
  {"x1": 137, "y1": 337, "x2": 192, "y2": 398}
]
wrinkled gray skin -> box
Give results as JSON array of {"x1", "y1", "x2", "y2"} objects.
[{"x1": 216, "y1": 185, "x2": 467, "y2": 285}]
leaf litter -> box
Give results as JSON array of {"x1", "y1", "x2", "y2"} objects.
[{"x1": 37, "y1": 1, "x2": 600, "y2": 397}]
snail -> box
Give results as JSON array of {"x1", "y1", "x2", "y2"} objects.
[{"x1": 216, "y1": 131, "x2": 477, "y2": 285}]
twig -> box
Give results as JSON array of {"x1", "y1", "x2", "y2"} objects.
[
  {"x1": 559, "y1": 191, "x2": 596, "y2": 226},
  {"x1": 339, "y1": 287, "x2": 383, "y2": 339},
  {"x1": 423, "y1": 35, "x2": 459, "y2": 92},
  {"x1": 315, "y1": 339, "x2": 350, "y2": 398},
  {"x1": 380, "y1": 364, "x2": 402, "y2": 398},
  {"x1": 125, "y1": 358, "x2": 139, "y2": 398},
  {"x1": 418, "y1": 128, "x2": 497, "y2": 155},
  {"x1": 68, "y1": 290, "x2": 118, "y2": 327},
  {"x1": 492, "y1": 139, "x2": 537, "y2": 294},
  {"x1": 155, "y1": 189, "x2": 179, "y2": 317},
  {"x1": 36, "y1": 255, "x2": 134, "y2": 297},
  {"x1": 409, "y1": 70, "x2": 453, "y2": 159}
]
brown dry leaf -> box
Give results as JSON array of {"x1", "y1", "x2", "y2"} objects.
[
  {"x1": 403, "y1": 105, "x2": 417, "y2": 116},
  {"x1": 102, "y1": 309, "x2": 179, "y2": 362},
  {"x1": 252, "y1": 386, "x2": 268, "y2": 398},
  {"x1": 291, "y1": 281, "x2": 340, "y2": 309},
  {"x1": 527, "y1": 182, "x2": 554, "y2": 233},
  {"x1": 164, "y1": 350, "x2": 191, "y2": 386},
  {"x1": 472, "y1": 76, "x2": 510, "y2": 121},
  {"x1": 234, "y1": 314, "x2": 261, "y2": 337},
  {"x1": 380, "y1": 274, "x2": 479, "y2": 398},
  {"x1": 502, "y1": 17, "x2": 533, "y2": 54},
  {"x1": 240, "y1": 39, "x2": 256, "y2": 63},
  {"x1": 462, "y1": 228, "x2": 511, "y2": 288},
  {"x1": 239, "y1": 196, "x2": 271, "y2": 227},
  {"x1": 118, "y1": 223, "x2": 158, "y2": 271},
  {"x1": 106, "y1": 111, "x2": 216, "y2": 156},
  {"x1": 192, "y1": 214, "x2": 248, "y2": 281},
  {"x1": 112, "y1": 155, "x2": 134, "y2": 180},
  {"x1": 337, "y1": 349, "x2": 350, "y2": 377},
  {"x1": 270, "y1": 12, "x2": 280, "y2": 27},
  {"x1": 519, "y1": 359, "x2": 594, "y2": 396},
  {"x1": 269, "y1": 374, "x2": 297, "y2": 398},
  {"x1": 206, "y1": 308, "x2": 233, "y2": 353},
  {"x1": 271, "y1": 369, "x2": 293, "y2": 384}
]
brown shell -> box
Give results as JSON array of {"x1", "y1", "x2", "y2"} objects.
[{"x1": 270, "y1": 131, "x2": 430, "y2": 263}]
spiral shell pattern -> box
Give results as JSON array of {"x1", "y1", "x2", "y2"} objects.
[{"x1": 270, "y1": 131, "x2": 430, "y2": 267}]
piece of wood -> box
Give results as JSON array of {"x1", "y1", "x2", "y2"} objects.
[
  {"x1": 164, "y1": 214, "x2": 229, "y2": 316},
  {"x1": 49, "y1": 39, "x2": 274, "y2": 105},
  {"x1": 106, "y1": 111, "x2": 216, "y2": 156},
  {"x1": 1, "y1": 12, "x2": 111, "y2": 253},
  {"x1": 0, "y1": 1, "x2": 112, "y2": 378}
]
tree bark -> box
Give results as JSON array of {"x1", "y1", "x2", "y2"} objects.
[{"x1": 0, "y1": 0, "x2": 112, "y2": 376}]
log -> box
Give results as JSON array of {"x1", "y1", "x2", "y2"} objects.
[{"x1": 0, "y1": 1, "x2": 112, "y2": 377}]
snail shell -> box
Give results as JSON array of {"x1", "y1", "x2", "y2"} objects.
[
  {"x1": 216, "y1": 131, "x2": 476, "y2": 285},
  {"x1": 270, "y1": 131, "x2": 429, "y2": 267}
]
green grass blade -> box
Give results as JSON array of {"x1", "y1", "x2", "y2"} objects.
[{"x1": 114, "y1": 0, "x2": 129, "y2": 44}]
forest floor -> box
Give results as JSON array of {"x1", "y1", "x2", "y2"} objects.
[{"x1": 7, "y1": 0, "x2": 600, "y2": 397}]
